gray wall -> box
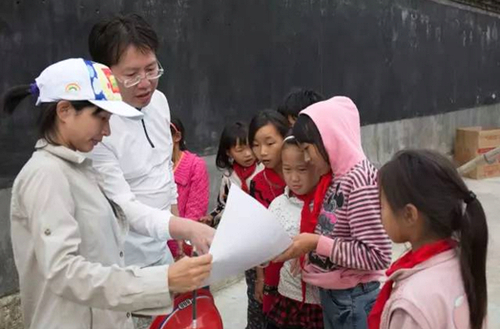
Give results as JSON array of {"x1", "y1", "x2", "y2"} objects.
[
  {"x1": 0, "y1": 189, "x2": 17, "y2": 297},
  {"x1": 3, "y1": 0, "x2": 500, "y2": 188}
]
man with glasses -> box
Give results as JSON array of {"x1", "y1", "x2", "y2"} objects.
[{"x1": 87, "y1": 14, "x2": 214, "y2": 273}]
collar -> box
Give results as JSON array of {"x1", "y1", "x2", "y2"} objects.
[
  {"x1": 35, "y1": 139, "x2": 90, "y2": 165},
  {"x1": 388, "y1": 249, "x2": 457, "y2": 282},
  {"x1": 283, "y1": 186, "x2": 305, "y2": 205}
]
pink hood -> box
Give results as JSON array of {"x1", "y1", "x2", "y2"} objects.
[{"x1": 301, "y1": 96, "x2": 366, "y2": 177}]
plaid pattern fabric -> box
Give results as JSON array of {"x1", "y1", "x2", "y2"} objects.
[{"x1": 266, "y1": 294, "x2": 323, "y2": 329}]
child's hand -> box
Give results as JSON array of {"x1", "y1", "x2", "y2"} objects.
[
  {"x1": 199, "y1": 215, "x2": 213, "y2": 226},
  {"x1": 254, "y1": 279, "x2": 264, "y2": 303},
  {"x1": 290, "y1": 258, "x2": 302, "y2": 277},
  {"x1": 274, "y1": 233, "x2": 320, "y2": 263}
]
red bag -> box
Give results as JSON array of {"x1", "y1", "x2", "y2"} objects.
[{"x1": 150, "y1": 289, "x2": 223, "y2": 329}]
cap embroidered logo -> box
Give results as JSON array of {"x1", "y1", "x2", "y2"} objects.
[{"x1": 65, "y1": 83, "x2": 81, "y2": 93}]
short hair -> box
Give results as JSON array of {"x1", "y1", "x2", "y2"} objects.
[{"x1": 88, "y1": 14, "x2": 159, "y2": 67}]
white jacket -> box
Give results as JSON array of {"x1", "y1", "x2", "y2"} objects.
[
  {"x1": 269, "y1": 190, "x2": 320, "y2": 304},
  {"x1": 10, "y1": 140, "x2": 172, "y2": 329},
  {"x1": 87, "y1": 90, "x2": 176, "y2": 267}
]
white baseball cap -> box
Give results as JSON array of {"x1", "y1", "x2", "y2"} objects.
[{"x1": 34, "y1": 58, "x2": 143, "y2": 119}]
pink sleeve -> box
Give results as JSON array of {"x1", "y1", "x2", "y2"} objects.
[
  {"x1": 183, "y1": 157, "x2": 209, "y2": 220},
  {"x1": 316, "y1": 235, "x2": 334, "y2": 257}
]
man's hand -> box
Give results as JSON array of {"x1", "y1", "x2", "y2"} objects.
[
  {"x1": 187, "y1": 221, "x2": 215, "y2": 254},
  {"x1": 273, "y1": 233, "x2": 320, "y2": 263},
  {"x1": 169, "y1": 217, "x2": 215, "y2": 254},
  {"x1": 168, "y1": 254, "x2": 213, "y2": 293}
]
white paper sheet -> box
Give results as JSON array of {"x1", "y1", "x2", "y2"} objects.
[{"x1": 205, "y1": 185, "x2": 292, "y2": 285}]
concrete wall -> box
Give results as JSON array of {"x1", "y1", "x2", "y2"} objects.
[
  {"x1": 362, "y1": 102, "x2": 500, "y2": 167},
  {"x1": 3, "y1": 0, "x2": 500, "y2": 187}
]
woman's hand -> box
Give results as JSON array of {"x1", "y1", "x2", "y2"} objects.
[
  {"x1": 273, "y1": 233, "x2": 320, "y2": 263},
  {"x1": 168, "y1": 254, "x2": 213, "y2": 293}
]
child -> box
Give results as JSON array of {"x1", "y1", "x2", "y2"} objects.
[
  {"x1": 203, "y1": 122, "x2": 262, "y2": 228},
  {"x1": 275, "y1": 96, "x2": 392, "y2": 329},
  {"x1": 168, "y1": 117, "x2": 210, "y2": 258},
  {"x1": 247, "y1": 110, "x2": 289, "y2": 329},
  {"x1": 277, "y1": 88, "x2": 324, "y2": 126},
  {"x1": 368, "y1": 149, "x2": 488, "y2": 329},
  {"x1": 266, "y1": 136, "x2": 331, "y2": 329}
]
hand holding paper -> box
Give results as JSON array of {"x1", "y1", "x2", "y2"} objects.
[{"x1": 205, "y1": 185, "x2": 291, "y2": 285}]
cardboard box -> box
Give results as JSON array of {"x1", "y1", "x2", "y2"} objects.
[{"x1": 454, "y1": 127, "x2": 500, "y2": 179}]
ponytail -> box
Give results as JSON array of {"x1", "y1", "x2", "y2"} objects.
[
  {"x1": 379, "y1": 149, "x2": 488, "y2": 329},
  {"x1": 458, "y1": 195, "x2": 488, "y2": 329},
  {"x1": 2, "y1": 84, "x2": 95, "y2": 145},
  {"x1": 1, "y1": 84, "x2": 33, "y2": 115}
]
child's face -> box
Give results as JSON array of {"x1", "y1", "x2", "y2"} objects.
[
  {"x1": 301, "y1": 143, "x2": 330, "y2": 176},
  {"x1": 252, "y1": 124, "x2": 284, "y2": 170},
  {"x1": 172, "y1": 131, "x2": 182, "y2": 148},
  {"x1": 228, "y1": 141, "x2": 255, "y2": 167},
  {"x1": 380, "y1": 189, "x2": 415, "y2": 244},
  {"x1": 282, "y1": 145, "x2": 320, "y2": 196}
]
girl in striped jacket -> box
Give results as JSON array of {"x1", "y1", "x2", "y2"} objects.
[{"x1": 275, "y1": 96, "x2": 392, "y2": 329}]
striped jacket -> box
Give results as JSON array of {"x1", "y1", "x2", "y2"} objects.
[{"x1": 303, "y1": 159, "x2": 392, "y2": 290}]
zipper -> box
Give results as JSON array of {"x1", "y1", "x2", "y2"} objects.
[
  {"x1": 89, "y1": 307, "x2": 93, "y2": 329},
  {"x1": 141, "y1": 119, "x2": 155, "y2": 148}
]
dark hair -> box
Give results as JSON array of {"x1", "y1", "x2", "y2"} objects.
[
  {"x1": 215, "y1": 122, "x2": 250, "y2": 171},
  {"x1": 281, "y1": 135, "x2": 301, "y2": 152},
  {"x1": 1, "y1": 85, "x2": 98, "y2": 145},
  {"x1": 292, "y1": 114, "x2": 329, "y2": 165},
  {"x1": 170, "y1": 117, "x2": 187, "y2": 151},
  {"x1": 88, "y1": 13, "x2": 159, "y2": 67},
  {"x1": 277, "y1": 88, "x2": 324, "y2": 120},
  {"x1": 379, "y1": 149, "x2": 488, "y2": 329},
  {"x1": 248, "y1": 109, "x2": 289, "y2": 147}
]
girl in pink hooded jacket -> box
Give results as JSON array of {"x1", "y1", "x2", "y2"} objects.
[
  {"x1": 275, "y1": 96, "x2": 392, "y2": 329},
  {"x1": 368, "y1": 149, "x2": 487, "y2": 329}
]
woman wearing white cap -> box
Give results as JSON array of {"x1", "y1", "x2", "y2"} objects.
[{"x1": 1, "y1": 58, "x2": 213, "y2": 329}]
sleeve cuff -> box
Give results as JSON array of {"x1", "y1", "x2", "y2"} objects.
[
  {"x1": 316, "y1": 235, "x2": 335, "y2": 258},
  {"x1": 134, "y1": 265, "x2": 173, "y2": 310},
  {"x1": 155, "y1": 209, "x2": 172, "y2": 241}
]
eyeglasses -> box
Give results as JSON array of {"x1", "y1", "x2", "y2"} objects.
[{"x1": 116, "y1": 62, "x2": 165, "y2": 88}]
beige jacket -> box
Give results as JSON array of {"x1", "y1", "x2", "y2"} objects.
[{"x1": 10, "y1": 140, "x2": 172, "y2": 329}]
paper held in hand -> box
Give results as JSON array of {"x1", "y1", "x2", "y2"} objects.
[{"x1": 205, "y1": 185, "x2": 292, "y2": 285}]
